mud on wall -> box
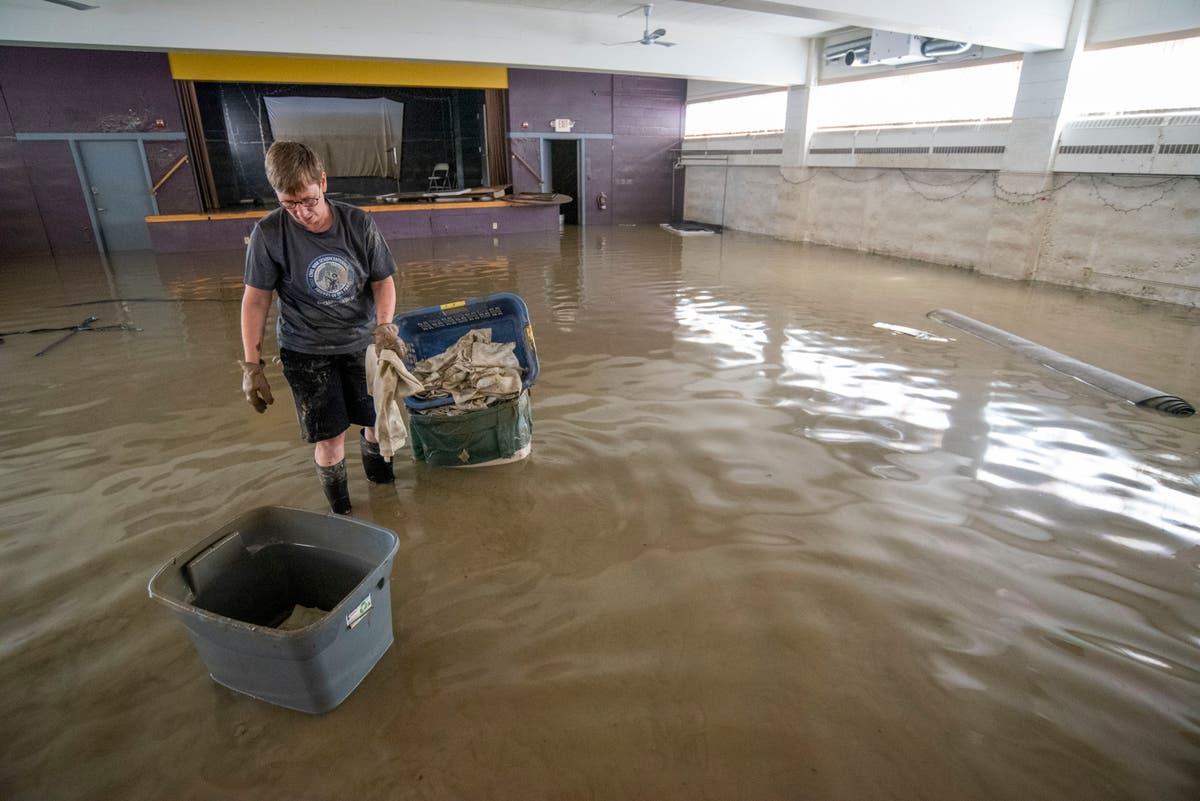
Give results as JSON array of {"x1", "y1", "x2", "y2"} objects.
[
  {"x1": 683, "y1": 165, "x2": 1200, "y2": 308},
  {"x1": 0, "y1": 46, "x2": 200, "y2": 257}
]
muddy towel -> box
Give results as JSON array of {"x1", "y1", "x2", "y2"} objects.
[
  {"x1": 413, "y1": 329, "x2": 523, "y2": 409},
  {"x1": 366, "y1": 344, "x2": 425, "y2": 459}
]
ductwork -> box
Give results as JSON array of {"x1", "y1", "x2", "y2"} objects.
[
  {"x1": 824, "y1": 36, "x2": 871, "y2": 66},
  {"x1": 920, "y1": 38, "x2": 972, "y2": 58},
  {"x1": 824, "y1": 31, "x2": 972, "y2": 68}
]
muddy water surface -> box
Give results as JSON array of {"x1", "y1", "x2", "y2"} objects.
[{"x1": 1, "y1": 227, "x2": 1199, "y2": 800}]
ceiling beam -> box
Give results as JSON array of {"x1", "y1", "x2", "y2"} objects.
[
  {"x1": 0, "y1": 0, "x2": 810, "y2": 85},
  {"x1": 679, "y1": 0, "x2": 1077, "y2": 51}
]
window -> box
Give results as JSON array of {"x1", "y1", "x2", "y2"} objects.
[
  {"x1": 684, "y1": 91, "x2": 787, "y2": 138},
  {"x1": 1067, "y1": 36, "x2": 1200, "y2": 115},
  {"x1": 812, "y1": 60, "x2": 1023, "y2": 128}
]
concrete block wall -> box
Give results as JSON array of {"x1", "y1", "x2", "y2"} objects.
[
  {"x1": 684, "y1": 165, "x2": 1200, "y2": 307},
  {"x1": 1033, "y1": 174, "x2": 1200, "y2": 298}
]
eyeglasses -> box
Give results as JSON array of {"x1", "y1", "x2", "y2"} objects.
[{"x1": 279, "y1": 195, "x2": 322, "y2": 211}]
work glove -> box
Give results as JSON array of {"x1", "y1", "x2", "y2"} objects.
[
  {"x1": 373, "y1": 323, "x2": 408, "y2": 359},
  {"x1": 240, "y1": 359, "x2": 274, "y2": 413}
]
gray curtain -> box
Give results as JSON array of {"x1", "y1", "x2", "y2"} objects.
[{"x1": 264, "y1": 96, "x2": 404, "y2": 178}]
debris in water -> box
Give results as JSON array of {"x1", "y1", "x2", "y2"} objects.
[{"x1": 873, "y1": 322, "x2": 953, "y2": 343}]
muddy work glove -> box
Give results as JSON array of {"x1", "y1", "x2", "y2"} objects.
[
  {"x1": 240, "y1": 359, "x2": 274, "y2": 413},
  {"x1": 373, "y1": 323, "x2": 408, "y2": 359}
]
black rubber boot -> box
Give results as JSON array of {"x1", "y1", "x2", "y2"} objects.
[
  {"x1": 360, "y1": 429, "x2": 395, "y2": 484},
  {"x1": 316, "y1": 459, "x2": 352, "y2": 515}
]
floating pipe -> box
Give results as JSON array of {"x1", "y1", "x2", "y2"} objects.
[{"x1": 927, "y1": 308, "x2": 1195, "y2": 417}]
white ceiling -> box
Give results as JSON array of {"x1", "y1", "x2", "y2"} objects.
[
  {"x1": 0, "y1": 0, "x2": 1079, "y2": 86},
  {"x1": 472, "y1": 0, "x2": 841, "y2": 37}
]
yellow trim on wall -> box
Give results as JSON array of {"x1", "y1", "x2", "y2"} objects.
[{"x1": 168, "y1": 53, "x2": 507, "y2": 89}]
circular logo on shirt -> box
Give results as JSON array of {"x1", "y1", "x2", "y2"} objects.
[{"x1": 307, "y1": 255, "x2": 352, "y2": 300}]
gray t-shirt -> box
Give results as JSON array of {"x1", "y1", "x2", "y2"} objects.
[{"x1": 244, "y1": 200, "x2": 396, "y2": 355}]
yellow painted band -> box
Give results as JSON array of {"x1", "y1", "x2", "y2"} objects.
[
  {"x1": 168, "y1": 52, "x2": 508, "y2": 89},
  {"x1": 439, "y1": 301, "x2": 467, "y2": 311}
]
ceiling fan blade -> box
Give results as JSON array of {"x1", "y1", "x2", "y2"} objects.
[
  {"x1": 612, "y1": 4, "x2": 678, "y2": 49},
  {"x1": 41, "y1": 0, "x2": 98, "y2": 9},
  {"x1": 603, "y1": 40, "x2": 644, "y2": 46}
]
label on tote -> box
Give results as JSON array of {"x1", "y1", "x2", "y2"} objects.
[{"x1": 346, "y1": 595, "x2": 373, "y2": 629}]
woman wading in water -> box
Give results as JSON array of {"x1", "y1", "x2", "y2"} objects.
[{"x1": 239, "y1": 141, "x2": 406, "y2": 513}]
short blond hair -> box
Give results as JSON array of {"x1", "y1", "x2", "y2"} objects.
[{"x1": 265, "y1": 141, "x2": 324, "y2": 194}]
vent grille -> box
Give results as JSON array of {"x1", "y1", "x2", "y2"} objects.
[
  {"x1": 1159, "y1": 143, "x2": 1200, "y2": 154},
  {"x1": 932, "y1": 145, "x2": 1005, "y2": 154},
  {"x1": 680, "y1": 148, "x2": 783, "y2": 156},
  {"x1": 1058, "y1": 144, "x2": 1154, "y2": 155},
  {"x1": 855, "y1": 146, "x2": 929, "y2": 154},
  {"x1": 808, "y1": 145, "x2": 1005, "y2": 155},
  {"x1": 1066, "y1": 113, "x2": 1200, "y2": 128},
  {"x1": 1068, "y1": 116, "x2": 1164, "y2": 129}
]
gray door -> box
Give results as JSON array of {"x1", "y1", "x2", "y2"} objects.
[{"x1": 77, "y1": 140, "x2": 155, "y2": 251}]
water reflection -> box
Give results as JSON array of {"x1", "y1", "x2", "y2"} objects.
[
  {"x1": 673, "y1": 294, "x2": 766, "y2": 367},
  {"x1": 979, "y1": 396, "x2": 1200, "y2": 545},
  {"x1": 1, "y1": 227, "x2": 1199, "y2": 801}
]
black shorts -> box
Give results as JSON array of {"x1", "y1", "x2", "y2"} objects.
[{"x1": 279, "y1": 348, "x2": 376, "y2": 443}]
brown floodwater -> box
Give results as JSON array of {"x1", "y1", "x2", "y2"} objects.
[{"x1": 1, "y1": 226, "x2": 1199, "y2": 800}]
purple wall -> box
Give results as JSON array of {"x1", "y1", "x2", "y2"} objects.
[
  {"x1": 508, "y1": 70, "x2": 614, "y2": 135},
  {"x1": 612, "y1": 75, "x2": 685, "y2": 224},
  {"x1": 1, "y1": 49, "x2": 685, "y2": 257},
  {"x1": 0, "y1": 48, "x2": 182, "y2": 133},
  {"x1": 144, "y1": 139, "x2": 200, "y2": 217},
  {"x1": 0, "y1": 46, "x2": 202, "y2": 257},
  {"x1": 0, "y1": 86, "x2": 49, "y2": 254},
  {"x1": 148, "y1": 205, "x2": 560, "y2": 253},
  {"x1": 507, "y1": 69, "x2": 684, "y2": 225},
  {"x1": 22, "y1": 140, "x2": 97, "y2": 253}
]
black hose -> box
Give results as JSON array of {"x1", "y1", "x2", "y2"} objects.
[{"x1": 928, "y1": 308, "x2": 1195, "y2": 417}]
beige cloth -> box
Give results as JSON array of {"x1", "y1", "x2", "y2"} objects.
[
  {"x1": 413, "y1": 329, "x2": 522, "y2": 409},
  {"x1": 277, "y1": 605, "x2": 327, "y2": 630},
  {"x1": 365, "y1": 344, "x2": 425, "y2": 460}
]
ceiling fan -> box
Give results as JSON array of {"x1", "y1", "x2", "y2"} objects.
[
  {"x1": 41, "y1": 0, "x2": 98, "y2": 9},
  {"x1": 607, "y1": 4, "x2": 677, "y2": 47}
]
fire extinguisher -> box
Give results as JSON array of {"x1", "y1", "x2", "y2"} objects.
[{"x1": 596, "y1": 192, "x2": 608, "y2": 211}]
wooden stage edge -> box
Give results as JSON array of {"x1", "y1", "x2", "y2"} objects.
[
  {"x1": 145, "y1": 199, "x2": 561, "y2": 252},
  {"x1": 146, "y1": 200, "x2": 512, "y2": 224}
]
